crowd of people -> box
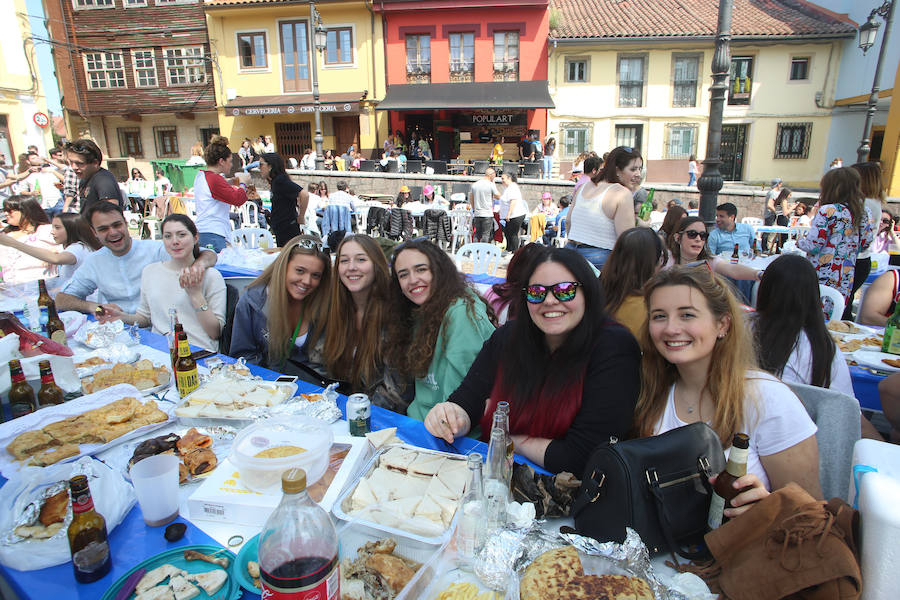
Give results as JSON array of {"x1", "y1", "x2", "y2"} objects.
[{"x1": 1, "y1": 136, "x2": 898, "y2": 513}]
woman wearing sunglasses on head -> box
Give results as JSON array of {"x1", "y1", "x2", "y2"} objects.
[
  {"x1": 424, "y1": 247, "x2": 640, "y2": 475},
  {"x1": 229, "y1": 235, "x2": 331, "y2": 382},
  {"x1": 666, "y1": 216, "x2": 762, "y2": 282},
  {"x1": 385, "y1": 240, "x2": 496, "y2": 421}
]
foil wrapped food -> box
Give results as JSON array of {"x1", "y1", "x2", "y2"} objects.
[{"x1": 267, "y1": 382, "x2": 342, "y2": 423}]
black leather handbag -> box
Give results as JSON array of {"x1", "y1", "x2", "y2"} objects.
[{"x1": 572, "y1": 422, "x2": 727, "y2": 559}]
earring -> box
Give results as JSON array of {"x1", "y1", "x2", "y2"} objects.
[{"x1": 717, "y1": 333, "x2": 725, "y2": 339}]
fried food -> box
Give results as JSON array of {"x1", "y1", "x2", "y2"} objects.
[
  {"x1": 27, "y1": 444, "x2": 80, "y2": 467},
  {"x1": 176, "y1": 428, "x2": 212, "y2": 453},
  {"x1": 39, "y1": 489, "x2": 69, "y2": 526},
  {"x1": 882, "y1": 357, "x2": 900, "y2": 368},
  {"x1": 81, "y1": 362, "x2": 170, "y2": 394},
  {"x1": 558, "y1": 574, "x2": 655, "y2": 599},
  {"x1": 520, "y1": 546, "x2": 584, "y2": 600},
  {"x1": 182, "y1": 448, "x2": 217, "y2": 476},
  {"x1": 6, "y1": 431, "x2": 59, "y2": 461},
  {"x1": 42, "y1": 416, "x2": 102, "y2": 445},
  {"x1": 340, "y1": 538, "x2": 422, "y2": 600},
  {"x1": 74, "y1": 356, "x2": 108, "y2": 368},
  {"x1": 827, "y1": 320, "x2": 860, "y2": 334}
]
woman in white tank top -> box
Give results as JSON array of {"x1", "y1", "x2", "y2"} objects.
[{"x1": 566, "y1": 146, "x2": 644, "y2": 270}]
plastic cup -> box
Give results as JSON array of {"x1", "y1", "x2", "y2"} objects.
[{"x1": 130, "y1": 454, "x2": 180, "y2": 526}]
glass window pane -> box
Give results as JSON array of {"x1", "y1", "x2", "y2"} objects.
[{"x1": 340, "y1": 30, "x2": 351, "y2": 62}]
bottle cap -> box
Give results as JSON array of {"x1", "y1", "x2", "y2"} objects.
[
  {"x1": 282, "y1": 468, "x2": 307, "y2": 494},
  {"x1": 732, "y1": 433, "x2": 750, "y2": 449}
]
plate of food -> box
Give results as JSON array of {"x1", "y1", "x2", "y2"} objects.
[
  {"x1": 853, "y1": 349, "x2": 900, "y2": 372},
  {"x1": 173, "y1": 376, "x2": 297, "y2": 420},
  {"x1": 123, "y1": 426, "x2": 234, "y2": 484},
  {"x1": 0, "y1": 384, "x2": 173, "y2": 478},
  {"x1": 80, "y1": 359, "x2": 171, "y2": 396},
  {"x1": 99, "y1": 544, "x2": 239, "y2": 600},
  {"x1": 233, "y1": 533, "x2": 260, "y2": 593},
  {"x1": 836, "y1": 335, "x2": 883, "y2": 354}
]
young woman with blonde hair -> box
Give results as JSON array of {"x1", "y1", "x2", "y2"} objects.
[
  {"x1": 230, "y1": 235, "x2": 331, "y2": 380},
  {"x1": 636, "y1": 266, "x2": 822, "y2": 517}
]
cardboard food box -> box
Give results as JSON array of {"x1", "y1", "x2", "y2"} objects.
[{"x1": 187, "y1": 435, "x2": 370, "y2": 527}]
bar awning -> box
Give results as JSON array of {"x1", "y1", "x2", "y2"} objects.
[
  {"x1": 376, "y1": 81, "x2": 554, "y2": 111},
  {"x1": 224, "y1": 92, "x2": 365, "y2": 116}
]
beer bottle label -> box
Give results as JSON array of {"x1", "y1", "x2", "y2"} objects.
[
  {"x1": 176, "y1": 368, "x2": 199, "y2": 397},
  {"x1": 889, "y1": 328, "x2": 900, "y2": 356},
  {"x1": 707, "y1": 491, "x2": 726, "y2": 530}
]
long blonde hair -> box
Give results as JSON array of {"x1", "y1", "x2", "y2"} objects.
[
  {"x1": 251, "y1": 235, "x2": 330, "y2": 365},
  {"x1": 635, "y1": 266, "x2": 755, "y2": 446},
  {"x1": 322, "y1": 234, "x2": 390, "y2": 389}
]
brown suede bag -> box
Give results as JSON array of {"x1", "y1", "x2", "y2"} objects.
[{"x1": 695, "y1": 483, "x2": 862, "y2": 600}]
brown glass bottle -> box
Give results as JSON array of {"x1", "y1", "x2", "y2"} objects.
[
  {"x1": 707, "y1": 433, "x2": 750, "y2": 529},
  {"x1": 37, "y1": 360, "x2": 65, "y2": 407},
  {"x1": 8, "y1": 360, "x2": 36, "y2": 419},
  {"x1": 730, "y1": 243, "x2": 740, "y2": 264},
  {"x1": 169, "y1": 319, "x2": 183, "y2": 372},
  {"x1": 46, "y1": 300, "x2": 67, "y2": 346},
  {"x1": 37, "y1": 279, "x2": 52, "y2": 308},
  {"x1": 67, "y1": 475, "x2": 112, "y2": 583},
  {"x1": 174, "y1": 332, "x2": 199, "y2": 398}
]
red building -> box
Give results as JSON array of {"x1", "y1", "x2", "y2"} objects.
[{"x1": 374, "y1": 0, "x2": 552, "y2": 162}]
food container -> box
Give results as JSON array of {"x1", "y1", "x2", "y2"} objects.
[{"x1": 228, "y1": 416, "x2": 333, "y2": 493}]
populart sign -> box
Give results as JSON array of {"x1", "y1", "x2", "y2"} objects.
[{"x1": 455, "y1": 111, "x2": 527, "y2": 127}]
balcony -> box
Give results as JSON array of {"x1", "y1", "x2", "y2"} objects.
[
  {"x1": 493, "y1": 59, "x2": 518, "y2": 82},
  {"x1": 406, "y1": 61, "x2": 431, "y2": 84},
  {"x1": 728, "y1": 76, "x2": 751, "y2": 105},
  {"x1": 449, "y1": 60, "x2": 474, "y2": 83}
]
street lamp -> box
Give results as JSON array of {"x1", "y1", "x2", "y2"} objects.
[
  {"x1": 697, "y1": 0, "x2": 734, "y2": 230},
  {"x1": 856, "y1": 0, "x2": 896, "y2": 163},
  {"x1": 310, "y1": 1, "x2": 327, "y2": 162}
]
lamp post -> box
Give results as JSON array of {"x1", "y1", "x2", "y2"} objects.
[
  {"x1": 697, "y1": 0, "x2": 734, "y2": 230},
  {"x1": 309, "y1": 0, "x2": 327, "y2": 162},
  {"x1": 856, "y1": 0, "x2": 896, "y2": 164}
]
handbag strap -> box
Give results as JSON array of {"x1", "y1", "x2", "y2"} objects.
[{"x1": 647, "y1": 457, "x2": 714, "y2": 560}]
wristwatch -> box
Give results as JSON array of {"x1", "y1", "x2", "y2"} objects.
[{"x1": 195, "y1": 303, "x2": 209, "y2": 312}]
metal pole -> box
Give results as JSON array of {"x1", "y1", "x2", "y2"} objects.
[
  {"x1": 310, "y1": 0, "x2": 324, "y2": 159},
  {"x1": 697, "y1": 0, "x2": 734, "y2": 231},
  {"x1": 857, "y1": 0, "x2": 896, "y2": 164}
]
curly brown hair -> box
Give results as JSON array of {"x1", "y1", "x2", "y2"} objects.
[
  {"x1": 385, "y1": 240, "x2": 496, "y2": 378},
  {"x1": 204, "y1": 135, "x2": 232, "y2": 166}
]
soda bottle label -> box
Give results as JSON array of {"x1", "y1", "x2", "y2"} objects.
[{"x1": 260, "y1": 555, "x2": 339, "y2": 600}]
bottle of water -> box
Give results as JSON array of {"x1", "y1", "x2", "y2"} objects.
[
  {"x1": 484, "y1": 428, "x2": 509, "y2": 533},
  {"x1": 456, "y1": 453, "x2": 485, "y2": 570}
]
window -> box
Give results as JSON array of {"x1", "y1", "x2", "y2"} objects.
[
  {"x1": 672, "y1": 54, "x2": 699, "y2": 107},
  {"x1": 325, "y1": 28, "x2": 353, "y2": 65},
  {"x1": 618, "y1": 55, "x2": 645, "y2": 107},
  {"x1": 131, "y1": 49, "x2": 157, "y2": 87},
  {"x1": 73, "y1": 0, "x2": 113, "y2": 9},
  {"x1": 449, "y1": 32, "x2": 474, "y2": 82},
  {"x1": 164, "y1": 47, "x2": 205, "y2": 85},
  {"x1": 406, "y1": 34, "x2": 431, "y2": 84},
  {"x1": 280, "y1": 20, "x2": 310, "y2": 92},
  {"x1": 615, "y1": 124, "x2": 643, "y2": 153},
  {"x1": 154, "y1": 126, "x2": 179, "y2": 158},
  {"x1": 493, "y1": 31, "x2": 519, "y2": 81},
  {"x1": 561, "y1": 123, "x2": 591, "y2": 157},
  {"x1": 729, "y1": 57, "x2": 753, "y2": 105},
  {"x1": 84, "y1": 52, "x2": 126, "y2": 89},
  {"x1": 117, "y1": 127, "x2": 143, "y2": 157},
  {"x1": 237, "y1": 32, "x2": 267, "y2": 69},
  {"x1": 200, "y1": 127, "x2": 220, "y2": 148},
  {"x1": 565, "y1": 58, "x2": 588, "y2": 83},
  {"x1": 790, "y1": 57, "x2": 809, "y2": 81},
  {"x1": 665, "y1": 123, "x2": 698, "y2": 159},
  {"x1": 774, "y1": 122, "x2": 812, "y2": 159},
  {"x1": 123, "y1": 0, "x2": 147, "y2": 6}
]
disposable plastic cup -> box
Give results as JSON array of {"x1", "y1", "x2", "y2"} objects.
[{"x1": 130, "y1": 454, "x2": 180, "y2": 526}]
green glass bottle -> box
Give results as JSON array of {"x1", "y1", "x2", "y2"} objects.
[{"x1": 882, "y1": 301, "x2": 900, "y2": 354}]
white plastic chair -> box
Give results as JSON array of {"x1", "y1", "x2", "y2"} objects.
[
  {"x1": 355, "y1": 205, "x2": 370, "y2": 234},
  {"x1": 240, "y1": 202, "x2": 260, "y2": 228},
  {"x1": 450, "y1": 209, "x2": 473, "y2": 252},
  {"x1": 229, "y1": 227, "x2": 274, "y2": 250},
  {"x1": 741, "y1": 217, "x2": 763, "y2": 226},
  {"x1": 223, "y1": 276, "x2": 257, "y2": 297},
  {"x1": 819, "y1": 284, "x2": 846, "y2": 322},
  {"x1": 455, "y1": 243, "x2": 501, "y2": 276}
]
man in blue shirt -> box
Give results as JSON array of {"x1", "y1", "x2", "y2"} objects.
[
  {"x1": 708, "y1": 202, "x2": 755, "y2": 255},
  {"x1": 543, "y1": 195, "x2": 571, "y2": 245},
  {"x1": 56, "y1": 201, "x2": 217, "y2": 315}
]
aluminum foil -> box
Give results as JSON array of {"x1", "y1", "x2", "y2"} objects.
[
  {"x1": 73, "y1": 320, "x2": 125, "y2": 349},
  {"x1": 267, "y1": 382, "x2": 342, "y2": 423},
  {"x1": 74, "y1": 344, "x2": 142, "y2": 378},
  {"x1": 473, "y1": 526, "x2": 531, "y2": 590}
]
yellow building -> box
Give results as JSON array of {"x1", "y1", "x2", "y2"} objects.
[
  {"x1": 204, "y1": 0, "x2": 387, "y2": 161},
  {"x1": 548, "y1": 0, "x2": 858, "y2": 188},
  {"x1": 0, "y1": 0, "x2": 55, "y2": 163}
]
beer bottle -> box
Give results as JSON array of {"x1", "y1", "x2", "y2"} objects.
[
  {"x1": 730, "y1": 243, "x2": 740, "y2": 264},
  {"x1": 751, "y1": 238, "x2": 758, "y2": 258},
  {"x1": 37, "y1": 279, "x2": 52, "y2": 309},
  {"x1": 174, "y1": 332, "x2": 199, "y2": 398},
  {"x1": 37, "y1": 360, "x2": 65, "y2": 407},
  {"x1": 46, "y1": 300, "x2": 67, "y2": 346},
  {"x1": 67, "y1": 475, "x2": 112, "y2": 583},
  {"x1": 36, "y1": 280, "x2": 51, "y2": 333},
  {"x1": 708, "y1": 433, "x2": 750, "y2": 529},
  {"x1": 168, "y1": 311, "x2": 183, "y2": 372},
  {"x1": 8, "y1": 360, "x2": 37, "y2": 419},
  {"x1": 883, "y1": 301, "x2": 900, "y2": 354}
]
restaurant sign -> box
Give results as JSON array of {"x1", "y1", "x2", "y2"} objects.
[
  {"x1": 455, "y1": 112, "x2": 527, "y2": 127},
  {"x1": 230, "y1": 103, "x2": 358, "y2": 116}
]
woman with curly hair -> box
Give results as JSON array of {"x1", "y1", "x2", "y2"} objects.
[
  {"x1": 385, "y1": 240, "x2": 496, "y2": 420},
  {"x1": 193, "y1": 135, "x2": 250, "y2": 252}
]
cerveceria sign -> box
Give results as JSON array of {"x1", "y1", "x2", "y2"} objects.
[{"x1": 230, "y1": 102, "x2": 358, "y2": 116}]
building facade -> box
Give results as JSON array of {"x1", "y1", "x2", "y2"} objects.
[
  {"x1": 204, "y1": 0, "x2": 387, "y2": 162},
  {"x1": 1, "y1": 0, "x2": 55, "y2": 162},
  {"x1": 42, "y1": 0, "x2": 219, "y2": 179},
  {"x1": 375, "y1": 0, "x2": 553, "y2": 163},
  {"x1": 549, "y1": 0, "x2": 857, "y2": 187}
]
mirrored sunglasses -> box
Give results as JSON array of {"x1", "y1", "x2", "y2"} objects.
[{"x1": 524, "y1": 281, "x2": 580, "y2": 304}]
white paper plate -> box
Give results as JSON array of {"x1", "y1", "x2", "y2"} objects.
[{"x1": 853, "y1": 349, "x2": 900, "y2": 372}]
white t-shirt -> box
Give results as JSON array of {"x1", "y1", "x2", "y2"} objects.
[
  {"x1": 57, "y1": 241, "x2": 93, "y2": 283},
  {"x1": 136, "y1": 261, "x2": 227, "y2": 352},
  {"x1": 857, "y1": 198, "x2": 883, "y2": 260},
  {"x1": 470, "y1": 178, "x2": 499, "y2": 218},
  {"x1": 304, "y1": 193, "x2": 321, "y2": 234},
  {"x1": 653, "y1": 371, "x2": 817, "y2": 490},
  {"x1": 780, "y1": 331, "x2": 855, "y2": 399},
  {"x1": 568, "y1": 182, "x2": 618, "y2": 250},
  {"x1": 22, "y1": 171, "x2": 62, "y2": 209},
  {"x1": 0, "y1": 224, "x2": 60, "y2": 284},
  {"x1": 499, "y1": 182, "x2": 527, "y2": 220}
]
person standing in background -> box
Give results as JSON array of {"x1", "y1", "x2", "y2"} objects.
[
  {"x1": 263, "y1": 136, "x2": 275, "y2": 153},
  {"x1": 193, "y1": 136, "x2": 249, "y2": 252},
  {"x1": 688, "y1": 154, "x2": 698, "y2": 186},
  {"x1": 469, "y1": 168, "x2": 501, "y2": 243},
  {"x1": 21, "y1": 152, "x2": 64, "y2": 218},
  {"x1": 48, "y1": 147, "x2": 78, "y2": 213},
  {"x1": 65, "y1": 139, "x2": 125, "y2": 215},
  {"x1": 543, "y1": 136, "x2": 556, "y2": 180}
]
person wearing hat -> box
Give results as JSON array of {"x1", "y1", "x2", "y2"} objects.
[
  {"x1": 422, "y1": 184, "x2": 448, "y2": 209},
  {"x1": 396, "y1": 185, "x2": 412, "y2": 206},
  {"x1": 536, "y1": 191, "x2": 558, "y2": 218}
]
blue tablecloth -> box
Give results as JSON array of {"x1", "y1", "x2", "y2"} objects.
[
  {"x1": 0, "y1": 328, "x2": 529, "y2": 599},
  {"x1": 217, "y1": 264, "x2": 263, "y2": 279}
]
